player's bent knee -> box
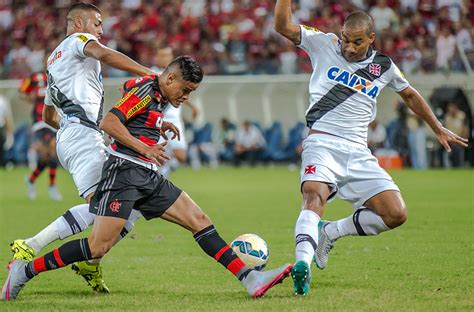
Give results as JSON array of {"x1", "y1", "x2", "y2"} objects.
[{"x1": 392, "y1": 205, "x2": 408, "y2": 227}]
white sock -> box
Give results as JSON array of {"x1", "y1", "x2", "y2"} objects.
[
  {"x1": 326, "y1": 208, "x2": 389, "y2": 240},
  {"x1": 295, "y1": 209, "x2": 320, "y2": 265},
  {"x1": 25, "y1": 204, "x2": 93, "y2": 253}
]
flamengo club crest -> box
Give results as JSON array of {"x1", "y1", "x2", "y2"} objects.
[
  {"x1": 304, "y1": 165, "x2": 316, "y2": 174},
  {"x1": 109, "y1": 200, "x2": 121, "y2": 213},
  {"x1": 369, "y1": 63, "x2": 381, "y2": 76}
]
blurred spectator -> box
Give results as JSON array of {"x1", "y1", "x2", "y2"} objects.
[
  {"x1": 234, "y1": 120, "x2": 266, "y2": 166},
  {"x1": 215, "y1": 118, "x2": 236, "y2": 162},
  {"x1": 436, "y1": 26, "x2": 457, "y2": 72},
  {"x1": 407, "y1": 115, "x2": 428, "y2": 169},
  {"x1": 0, "y1": 94, "x2": 14, "y2": 167},
  {"x1": 443, "y1": 102, "x2": 469, "y2": 167},
  {"x1": 367, "y1": 120, "x2": 387, "y2": 153},
  {"x1": 401, "y1": 39, "x2": 423, "y2": 74},
  {"x1": 369, "y1": 0, "x2": 398, "y2": 34},
  {"x1": 386, "y1": 102, "x2": 409, "y2": 162}
]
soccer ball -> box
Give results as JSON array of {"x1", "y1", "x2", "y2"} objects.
[{"x1": 231, "y1": 234, "x2": 269, "y2": 271}]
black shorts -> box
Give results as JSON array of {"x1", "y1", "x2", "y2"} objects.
[
  {"x1": 89, "y1": 155, "x2": 182, "y2": 220},
  {"x1": 33, "y1": 128, "x2": 56, "y2": 145}
]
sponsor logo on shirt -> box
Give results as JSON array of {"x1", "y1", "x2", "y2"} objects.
[
  {"x1": 126, "y1": 94, "x2": 152, "y2": 119},
  {"x1": 76, "y1": 34, "x2": 88, "y2": 42},
  {"x1": 327, "y1": 67, "x2": 379, "y2": 99},
  {"x1": 115, "y1": 87, "x2": 139, "y2": 108}
]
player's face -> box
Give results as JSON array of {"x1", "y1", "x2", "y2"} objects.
[
  {"x1": 162, "y1": 74, "x2": 199, "y2": 107},
  {"x1": 83, "y1": 12, "x2": 103, "y2": 40},
  {"x1": 341, "y1": 27, "x2": 375, "y2": 62}
]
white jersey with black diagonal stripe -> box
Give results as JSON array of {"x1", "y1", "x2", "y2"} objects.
[
  {"x1": 298, "y1": 25, "x2": 409, "y2": 146},
  {"x1": 44, "y1": 32, "x2": 104, "y2": 130}
]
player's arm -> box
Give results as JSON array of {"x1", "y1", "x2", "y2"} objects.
[
  {"x1": 101, "y1": 113, "x2": 169, "y2": 165},
  {"x1": 84, "y1": 41, "x2": 153, "y2": 77},
  {"x1": 398, "y1": 86, "x2": 468, "y2": 152},
  {"x1": 274, "y1": 0, "x2": 301, "y2": 45},
  {"x1": 42, "y1": 105, "x2": 60, "y2": 130}
]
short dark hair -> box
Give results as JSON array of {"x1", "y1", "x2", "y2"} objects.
[
  {"x1": 344, "y1": 11, "x2": 374, "y2": 35},
  {"x1": 167, "y1": 56, "x2": 203, "y2": 83},
  {"x1": 67, "y1": 2, "x2": 101, "y2": 16}
]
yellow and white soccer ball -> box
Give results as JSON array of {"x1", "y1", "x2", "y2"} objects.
[{"x1": 231, "y1": 234, "x2": 269, "y2": 271}]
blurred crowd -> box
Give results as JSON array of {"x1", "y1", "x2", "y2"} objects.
[{"x1": 1, "y1": 0, "x2": 473, "y2": 79}]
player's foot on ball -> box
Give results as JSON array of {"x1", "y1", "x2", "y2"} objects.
[
  {"x1": 242, "y1": 263, "x2": 293, "y2": 297},
  {"x1": 71, "y1": 261, "x2": 110, "y2": 293},
  {"x1": 25, "y1": 177, "x2": 36, "y2": 200},
  {"x1": 292, "y1": 260, "x2": 311, "y2": 295},
  {"x1": 10, "y1": 239, "x2": 36, "y2": 263},
  {"x1": 48, "y1": 185, "x2": 63, "y2": 201},
  {"x1": 1, "y1": 260, "x2": 31, "y2": 300},
  {"x1": 314, "y1": 220, "x2": 336, "y2": 270}
]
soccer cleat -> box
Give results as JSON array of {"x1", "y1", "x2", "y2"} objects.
[
  {"x1": 241, "y1": 263, "x2": 293, "y2": 297},
  {"x1": 10, "y1": 239, "x2": 36, "y2": 263},
  {"x1": 71, "y1": 261, "x2": 110, "y2": 293},
  {"x1": 1, "y1": 260, "x2": 32, "y2": 300},
  {"x1": 25, "y1": 177, "x2": 36, "y2": 200},
  {"x1": 48, "y1": 185, "x2": 63, "y2": 201},
  {"x1": 314, "y1": 221, "x2": 336, "y2": 270},
  {"x1": 292, "y1": 260, "x2": 311, "y2": 295}
]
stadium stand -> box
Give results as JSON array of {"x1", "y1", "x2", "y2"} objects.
[{"x1": 1, "y1": 0, "x2": 473, "y2": 78}]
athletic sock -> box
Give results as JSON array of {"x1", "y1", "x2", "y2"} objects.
[
  {"x1": 48, "y1": 160, "x2": 58, "y2": 186},
  {"x1": 25, "y1": 238, "x2": 92, "y2": 278},
  {"x1": 24, "y1": 204, "x2": 91, "y2": 253},
  {"x1": 28, "y1": 161, "x2": 46, "y2": 184},
  {"x1": 325, "y1": 208, "x2": 390, "y2": 240},
  {"x1": 295, "y1": 209, "x2": 320, "y2": 265},
  {"x1": 193, "y1": 225, "x2": 251, "y2": 281}
]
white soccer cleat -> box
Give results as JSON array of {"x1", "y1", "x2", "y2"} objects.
[
  {"x1": 1, "y1": 260, "x2": 32, "y2": 300},
  {"x1": 48, "y1": 185, "x2": 63, "y2": 201},
  {"x1": 314, "y1": 221, "x2": 336, "y2": 270},
  {"x1": 241, "y1": 263, "x2": 293, "y2": 297}
]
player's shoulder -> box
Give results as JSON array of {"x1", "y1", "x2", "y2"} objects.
[
  {"x1": 123, "y1": 75, "x2": 157, "y2": 93},
  {"x1": 371, "y1": 51, "x2": 396, "y2": 72},
  {"x1": 70, "y1": 32, "x2": 98, "y2": 44}
]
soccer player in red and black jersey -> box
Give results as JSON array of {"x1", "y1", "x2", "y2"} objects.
[
  {"x1": 2, "y1": 56, "x2": 292, "y2": 300},
  {"x1": 19, "y1": 70, "x2": 62, "y2": 201}
]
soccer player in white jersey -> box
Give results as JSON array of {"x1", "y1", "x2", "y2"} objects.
[
  {"x1": 8, "y1": 2, "x2": 157, "y2": 293},
  {"x1": 274, "y1": 1, "x2": 468, "y2": 295},
  {"x1": 151, "y1": 46, "x2": 198, "y2": 178}
]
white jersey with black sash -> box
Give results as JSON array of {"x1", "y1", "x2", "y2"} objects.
[
  {"x1": 298, "y1": 25, "x2": 409, "y2": 146},
  {"x1": 44, "y1": 32, "x2": 104, "y2": 131}
]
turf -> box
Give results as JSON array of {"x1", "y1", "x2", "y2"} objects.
[{"x1": 0, "y1": 167, "x2": 472, "y2": 311}]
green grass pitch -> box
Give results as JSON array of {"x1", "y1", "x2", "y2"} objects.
[{"x1": 0, "y1": 167, "x2": 472, "y2": 311}]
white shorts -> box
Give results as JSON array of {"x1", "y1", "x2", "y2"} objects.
[
  {"x1": 56, "y1": 122, "x2": 107, "y2": 198},
  {"x1": 160, "y1": 117, "x2": 187, "y2": 151},
  {"x1": 300, "y1": 134, "x2": 399, "y2": 209}
]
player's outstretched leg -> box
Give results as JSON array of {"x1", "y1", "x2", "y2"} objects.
[{"x1": 162, "y1": 191, "x2": 293, "y2": 297}]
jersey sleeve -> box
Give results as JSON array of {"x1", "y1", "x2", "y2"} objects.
[
  {"x1": 297, "y1": 25, "x2": 334, "y2": 56},
  {"x1": 387, "y1": 62, "x2": 410, "y2": 92},
  {"x1": 71, "y1": 33, "x2": 98, "y2": 58},
  {"x1": 110, "y1": 86, "x2": 151, "y2": 123}
]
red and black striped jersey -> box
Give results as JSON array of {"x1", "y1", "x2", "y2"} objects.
[
  {"x1": 110, "y1": 74, "x2": 169, "y2": 163},
  {"x1": 19, "y1": 72, "x2": 47, "y2": 124}
]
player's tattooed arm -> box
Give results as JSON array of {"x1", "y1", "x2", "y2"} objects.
[
  {"x1": 42, "y1": 105, "x2": 60, "y2": 129},
  {"x1": 101, "y1": 112, "x2": 170, "y2": 165},
  {"x1": 84, "y1": 41, "x2": 153, "y2": 76},
  {"x1": 398, "y1": 86, "x2": 468, "y2": 152},
  {"x1": 274, "y1": 0, "x2": 301, "y2": 45}
]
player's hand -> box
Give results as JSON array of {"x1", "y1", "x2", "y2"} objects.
[
  {"x1": 435, "y1": 126, "x2": 468, "y2": 152},
  {"x1": 161, "y1": 121, "x2": 181, "y2": 141},
  {"x1": 142, "y1": 141, "x2": 170, "y2": 165}
]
